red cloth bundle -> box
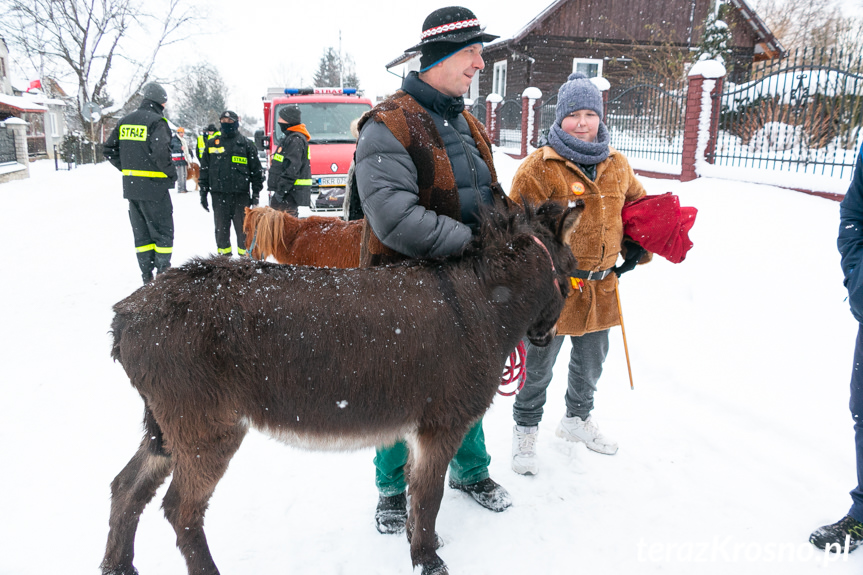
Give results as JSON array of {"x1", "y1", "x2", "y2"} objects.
[{"x1": 620, "y1": 193, "x2": 697, "y2": 264}]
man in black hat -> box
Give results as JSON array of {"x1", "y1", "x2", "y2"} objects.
[
  {"x1": 199, "y1": 110, "x2": 264, "y2": 256},
  {"x1": 104, "y1": 81, "x2": 177, "y2": 284},
  {"x1": 354, "y1": 6, "x2": 513, "y2": 534},
  {"x1": 266, "y1": 105, "x2": 312, "y2": 216}
]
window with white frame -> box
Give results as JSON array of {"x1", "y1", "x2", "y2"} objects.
[
  {"x1": 573, "y1": 58, "x2": 603, "y2": 79},
  {"x1": 492, "y1": 60, "x2": 507, "y2": 97},
  {"x1": 469, "y1": 73, "x2": 479, "y2": 101}
]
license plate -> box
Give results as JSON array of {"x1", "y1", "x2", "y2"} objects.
[{"x1": 318, "y1": 176, "x2": 346, "y2": 187}]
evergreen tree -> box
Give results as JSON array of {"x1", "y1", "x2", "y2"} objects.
[
  {"x1": 695, "y1": 1, "x2": 733, "y2": 70},
  {"x1": 312, "y1": 48, "x2": 362, "y2": 90}
]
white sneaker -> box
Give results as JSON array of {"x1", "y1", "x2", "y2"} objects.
[
  {"x1": 511, "y1": 425, "x2": 539, "y2": 475},
  {"x1": 556, "y1": 415, "x2": 618, "y2": 455}
]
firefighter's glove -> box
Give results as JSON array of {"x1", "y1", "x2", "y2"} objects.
[
  {"x1": 200, "y1": 190, "x2": 210, "y2": 212},
  {"x1": 251, "y1": 192, "x2": 259, "y2": 206},
  {"x1": 613, "y1": 239, "x2": 646, "y2": 278}
]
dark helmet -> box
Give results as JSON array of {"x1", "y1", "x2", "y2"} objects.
[
  {"x1": 205, "y1": 123, "x2": 217, "y2": 133},
  {"x1": 141, "y1": 82, "x2": 167, "y2": 105}
]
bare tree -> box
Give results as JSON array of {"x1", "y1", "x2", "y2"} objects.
[
  {"x1": 0, "y1": 0, "x2": 198, "y2": 143},
  {"x1": 172, "y1": 62, "x2": 228, "y2": 137},
  {"x1": 751, "y1": 0, "x2": 845, "y2": 52}
]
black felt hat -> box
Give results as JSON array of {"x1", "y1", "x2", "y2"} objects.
[{"x1": 405, "y1": 6, "x2": 498, "y2": 52}]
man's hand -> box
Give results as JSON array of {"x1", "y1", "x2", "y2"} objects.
[{"x1": 200, "y1": 189, "x2": 210, "y2": 212}]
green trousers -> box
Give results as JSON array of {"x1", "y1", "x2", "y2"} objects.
[{"x1": 374, "y1": 419, "x2": 491, "y2": 496}]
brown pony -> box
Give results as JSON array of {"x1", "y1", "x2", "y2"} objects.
[
  {"x1": 243, "y1": 206, "x2": 361, "y2": 267},
  {"x1": 101, "y1": 200, "x2": 584, "y2": 575}
]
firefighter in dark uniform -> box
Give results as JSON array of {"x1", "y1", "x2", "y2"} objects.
[
  {"x1": 267, "y1": 105, "x2": 312, "y2": 216},
  {"x1": 104, "y1": 82, "x2": 177, "y2": 285},
  {"x1": 199, "y1": 110, "x2": 264, "y2": 256}
]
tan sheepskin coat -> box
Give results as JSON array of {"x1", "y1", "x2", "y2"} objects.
[{"x1": 509, "y1": 145, "x2": 650, "y2": 336}]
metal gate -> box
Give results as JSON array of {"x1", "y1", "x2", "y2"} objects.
[
  {"x1": 605, "y1": 79, "x2": 686, "y2": 167},
  {"x1": 0, "y1": 126, "x2": 16, "y2": 164},
  {"x1": 712, "y1": 48, "x2": 863, "y2": 180},
  {"x1": 497, "y1": 95, "x2": 522, "y2": 149}
]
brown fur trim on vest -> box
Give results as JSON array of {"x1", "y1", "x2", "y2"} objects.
[{"x1": 357, "y1": 91, "x2": 502, "y2": 267}]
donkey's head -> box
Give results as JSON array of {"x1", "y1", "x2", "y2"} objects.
[{"x1": 523, "y1": 199, "x2": 585, "y2": 346}]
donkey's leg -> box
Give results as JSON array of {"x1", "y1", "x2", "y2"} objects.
[
  {"x1": 407, "y1": 428, "x2": 464, "y2": 575},
  {"x1": 101, "y1": 443, "x2": 173, "y2": 575},
  {"x1": 161, "y1": 423, "x2": 247, "y2": 575}
]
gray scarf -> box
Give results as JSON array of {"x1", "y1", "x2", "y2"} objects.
[{"x1": 548, "y1": 122, "x2": 610, "y2": 166}]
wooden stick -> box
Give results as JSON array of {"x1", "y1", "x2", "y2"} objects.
[{"x1": 615, "y1": 284, "x2": 634, "y2": 390}]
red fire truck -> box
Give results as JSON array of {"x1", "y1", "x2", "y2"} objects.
[{"x1": 258, "y1": 87, "x2": 373, "y2": 212}]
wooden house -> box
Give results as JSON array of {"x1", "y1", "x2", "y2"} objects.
[{"x1": 477, "y1": 0, "x2": 783, "y2": 99}]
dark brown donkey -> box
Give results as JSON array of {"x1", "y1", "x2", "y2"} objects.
[{"x1": 101, "y1": 200, "x2": 584, "y2": 575}]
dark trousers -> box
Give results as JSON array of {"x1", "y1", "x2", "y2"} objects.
[
  {"x1": 849, "y1": 324, "x2": 863, "y2": 522},
  {"x1": 270, "y1": 193, "x2": 299, "y2": 217},
  {"x1": 513, "y1": 330, "x2": 610, "y2": 427},
  {"x1": 211, "y1": 192, "x2": 250, "y2": 255},
  {"x1": 128, "y1": 196, "x2": 173, "y2": 278}
]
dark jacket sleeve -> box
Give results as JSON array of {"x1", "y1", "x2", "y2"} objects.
[
  {"x1": 355, "y1": 120, "x2": 472, "y2": 259},
  {"x1": 151, "y1": 119, "x2": 177, "y2": 183},
  {"x1": 839, "y1": 145, "x2": 863, "y2": 321},
  {"x1": 103, "y1": 126, "x2": 122, "y2": 171},
  {"x1": 275, "y1": 134, "x2": 305, "y2": 192},
  {"x1": 247, "y1": 138, "x2": 264, "y2": 193}
]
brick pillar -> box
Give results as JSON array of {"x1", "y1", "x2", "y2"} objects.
[
  {"x1": 681, "y1": 75, "x2": 704, "y2": 182},
  {"x1": 704, "y1": 77, "x2": 723, "y2": 165},
  {"x1": 486, "y1": 93, "x2": 503, "y2": 147},
  {"x1": 519, "y1": 88, "x2": 542, "y2": 159},
  {"x1": 519, "y1": 97, "x2": 530, "y2": 159},
  {"x1": 682, "y1": 73, "x2": 725, "y2": 181}
]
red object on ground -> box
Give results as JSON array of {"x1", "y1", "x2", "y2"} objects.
[{"x1": 621, "y1": 193, "x2": 697, "y2": 263}]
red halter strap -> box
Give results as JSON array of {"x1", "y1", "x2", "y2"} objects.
[{"x1": 531, "y1": 235, "x2": 560, "y2": 291}]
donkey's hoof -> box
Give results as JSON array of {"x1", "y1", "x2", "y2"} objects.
[{"x1": 420, "y1": 556, "x2": 448, "y2": 575}]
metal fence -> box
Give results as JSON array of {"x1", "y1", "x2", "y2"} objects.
[
  {"x1": 605, "y1": 78, "x2": 687, "y2": 167},
  {"x1": 0, "y1": 126, "x2": 16, "y2": 164},
  {"x1": 497, "y1": 95, "x2": 523, "y2": 149},
  {"x1": 469, "y1": 98, "x2": 486, "y2": 128},
  {"x1": 537, "y1": 94, "x2": 558, "y2": 145},
  {"x1": 711, "y1": 48, "x2": 863, "y2": 179}
]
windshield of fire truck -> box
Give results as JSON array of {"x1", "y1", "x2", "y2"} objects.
[{"x1": 274, "y1": 102, "x2": 370, "y2": 145}]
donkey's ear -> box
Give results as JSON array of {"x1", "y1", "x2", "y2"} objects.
[
  {"x1": 520, "y1": 196, "x2": 532, "y2": 220},
  {"x1": 558, "y1": 199, "x2": 585, "y2": 246}
]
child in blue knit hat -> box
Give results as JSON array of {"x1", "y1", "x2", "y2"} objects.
[{"x1": 509, "y1": 71, "x2": 653, "y2": 476}]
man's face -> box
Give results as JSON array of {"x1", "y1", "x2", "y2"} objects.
[{"x1": 423, "y1": 43, "x2": 484, "y2": 98}]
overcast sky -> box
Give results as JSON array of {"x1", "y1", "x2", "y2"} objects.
[{"x1": 161, "y1": 0, "x2": 539, "y2": 120}]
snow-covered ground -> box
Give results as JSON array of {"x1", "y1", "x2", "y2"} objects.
[{"x1": 1, "y1": 156, "x2": 861, "y2": 574}]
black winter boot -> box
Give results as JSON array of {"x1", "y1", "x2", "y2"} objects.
[
  {"x1": 448, "y1": 477, "x2": 512, "y2": 512},
  {"x1": 374, "y1": 492, "x2": 407, "y2": 534},
  {"x1": 810, "y1": 515, "x2": 863, "y2": 552},
  {"x1": 154, "y1": 252, "x2": 172, "y2": 275},
  {"x1": 136, "y1": 251, "x2": 155, "y2": 284}
]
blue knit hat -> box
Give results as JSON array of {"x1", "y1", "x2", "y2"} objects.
[{"x1": 555, "y1": 72, "x2": 603, "y2": 125}]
